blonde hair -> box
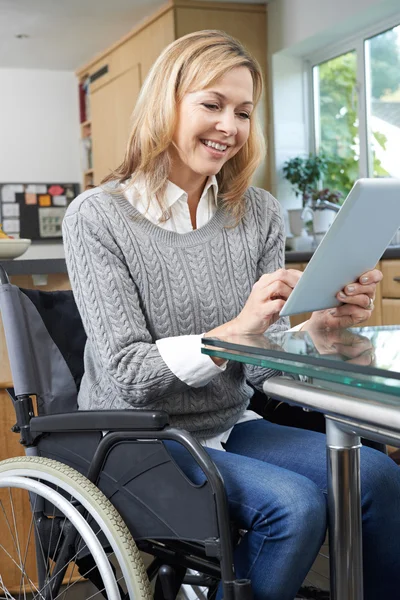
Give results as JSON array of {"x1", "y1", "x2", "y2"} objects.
[{"x1": 103, "y1": 30, "x2": 265, "y2": 223}]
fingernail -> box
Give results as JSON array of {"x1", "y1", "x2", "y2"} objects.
[
  {"x1": 338, "y1": 291, "x2": 346, "y2": 299},
  {"x1": 361, "y1": 276, "x2": 369, "y2": 284},
  {"x1": 346, "y1": 285, "x2": 355, "y2": 293},
  {"x1": 330, "y1": 310, "x2": 337, "y2": 316}
]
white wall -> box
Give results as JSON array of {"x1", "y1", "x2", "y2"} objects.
[
  {"x1": 268, "y1": 0, "x2": 400, "y2": 56},
  {"x1": 0, "y1": 69, "x2": 81, "y2": 259},
  {"x1": 267, "y1": 0, "x2": 400, "y2": 215}
]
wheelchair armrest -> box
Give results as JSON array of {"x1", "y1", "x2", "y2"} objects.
[{"x1": 30, "y1": 409, "x2": 169, "y2": 436}]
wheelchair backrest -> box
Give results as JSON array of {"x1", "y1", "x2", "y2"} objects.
[{"x1": 0, "y1": 265, "x2": 87, "y2": 415}]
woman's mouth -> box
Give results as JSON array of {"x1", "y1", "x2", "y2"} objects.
[{"x1": 200, "y1": 139, "x2": 228, "y2": 155}]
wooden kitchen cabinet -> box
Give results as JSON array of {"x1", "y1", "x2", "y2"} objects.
[
  {"x1": 91, "y1": 64, "x2": 141, "y2": 181},
  {"x1": 381, "y1": 260, "x2": 400, "y2": 325},
  {"x1": 382, "y1": 299, "x2": 400, "y2": 325},
  {"x1": 76, "y1": 0, "x2": 268, "y2": 187},
  {"x1": 381, "y1": 260, "x2": 400, "y2": 298}
]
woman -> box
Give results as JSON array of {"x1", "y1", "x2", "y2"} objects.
[{"x1": 63, "y1": 30, "x2": 400, "y2": 600}]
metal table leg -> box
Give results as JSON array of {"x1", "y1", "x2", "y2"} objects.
[{"x1": 325, "y1": 417, "x2": 363, "y2": 600}]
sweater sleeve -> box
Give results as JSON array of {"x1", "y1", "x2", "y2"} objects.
[
  {"x1": 243, "y1": 189, "x2": 291, "y2": 391},
  {"x1": 63, "y1": 210, "x2": 192, "y2": 406}
]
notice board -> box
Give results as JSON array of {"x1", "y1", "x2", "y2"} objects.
[{"x1": 0, "y1": 182, "x2": 80, "y2": 240}]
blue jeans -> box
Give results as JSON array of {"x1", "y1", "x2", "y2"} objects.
[{"x1": 167, "y1": 419, "x2": 400, "y2": 600}]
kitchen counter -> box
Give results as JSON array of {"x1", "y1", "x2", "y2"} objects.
[
  {"x1": 2, "y1": 246, "x2": 400, "y2": 276},
  {"x1": 0, "y1": 258, "x2": 67, "y2": 277},
  {"x1": 285, "y1": 246, "x2": 400, "y2": 263}
]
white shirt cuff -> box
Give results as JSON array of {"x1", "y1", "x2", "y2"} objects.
[
  {"x1": 288, "y1": 321, "x2": 306, "y2": 332},
  {"x1": 156, "y1": 334, "x2": 227, "y2": 388}
]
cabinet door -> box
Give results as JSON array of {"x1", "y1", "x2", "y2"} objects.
[
  {"x1": 91, "y1": 64, "x2": 141, "y2": 183},
  {"x1": 382, "y1": 299, "x2": 400, "y2": 325},
  {"x1": 114, "y1": 65, "x2": 142, "y2": 167},
  {"x1": 381, "y1": 260, "x2": 400, "y2": 298}
]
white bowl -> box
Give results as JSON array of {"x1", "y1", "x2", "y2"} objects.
[{"x1": 0, "y1": 238, "x2": 32, "y2": 259}]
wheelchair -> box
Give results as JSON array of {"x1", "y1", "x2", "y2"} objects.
[{"x1": 0, "y1": 263, "x2": 329, "y2": 600}]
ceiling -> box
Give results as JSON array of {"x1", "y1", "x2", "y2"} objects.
[{"x1": 0, "y1": 0, "x2": 265, "y2": 71}]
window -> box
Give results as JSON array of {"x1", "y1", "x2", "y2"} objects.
[
  {"x1": 313, "y1": 51, "x2": 359, "y2": 197},
  {"x1": 366, "y1": 26, "x2": 400, "y2": 178},
  {"x1": 310, "y1": 19, "x2": 400, "y2": 197}
]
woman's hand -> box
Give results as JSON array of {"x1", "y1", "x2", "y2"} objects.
[
  {"x1": 204, "y1": 268, "x2": 301, "y2": 365},
  {"x1": 205, "y1": 269, "x2": 302, "y2": 341},
  {"x1": 230, "y1": 269, "x2": 302, "y2": 335},
  {"x1": 303, "y1": 268, "x2": 383, "y2": 331},
  {"x1": 307, "y1": 328, "x2": 376, "y2": 366}
]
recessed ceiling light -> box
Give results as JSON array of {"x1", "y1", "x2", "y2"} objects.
[{"x1": 15, "y1": 34, "x2": 29, "y2": 39}]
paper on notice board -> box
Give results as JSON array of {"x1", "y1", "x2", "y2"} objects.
[
  {"x1": 48, "y1": 185, "x2": 64, "y2": 196},
  {"x1": 38, "y1": 207, "x2": 66, "y2": 238},
  {"x1": 39, "y1": 194, "x2": 51, "y2": 207},
  {"x1": 2, "y1": 186, "x2": 16, "y2": 203},
  {"x1": 25, "y1": 193, "x2": 37, "y2": 205},
  {"x1": 1, "y1": 184, "x2": 24, "y2": 203},
  {"x1": 52, "y1": 195, "x2": 67, "y2": 206},
  {"x1": 3, "y1": 219, "x2": 20, "y2": 233},
  {"x1": 2, "y1": 203, "x2": 20, "y2": 217}
]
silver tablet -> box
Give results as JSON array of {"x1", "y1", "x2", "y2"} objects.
[{"x1": 280, "y1": 178, "x2": 400, "y2": 317}]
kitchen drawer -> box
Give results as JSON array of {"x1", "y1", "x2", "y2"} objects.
[
  {"x1": 382, "y1": 299, "x2": 400, "y2": 325},
  {"x1": 381, "y1": 260, "x2": 400, "y2": 298}
]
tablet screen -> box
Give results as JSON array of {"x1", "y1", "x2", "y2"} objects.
[{"x1": 280, "y1": 178, "x2": 400, "y2": 316}]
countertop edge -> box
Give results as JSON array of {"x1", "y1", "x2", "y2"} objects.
[
  {"x1": 2, "y1": 246, "x2": 400, "y2": 276},
  {"x1": 0, "y1": 258, "x2": 67, "y2": 276}
]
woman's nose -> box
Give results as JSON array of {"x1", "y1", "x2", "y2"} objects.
[{"x1": 216, "y1": 110, "x2": 237, "y2": 136}]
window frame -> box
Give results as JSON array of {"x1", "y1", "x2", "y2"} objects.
[{"x1": 304, "y1": 12, "x2": 400, "y2": 180}]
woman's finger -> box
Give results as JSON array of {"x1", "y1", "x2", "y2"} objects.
[
  {"x1": 358, "y1": 269, "x2": 383, "y2": 285},
  {"x1": 346, "y1": 351, "x2": 375, "y2": 366},
  {"x1": 257, "y1": 268, "x2": 302, "y2": 292},
  {"x1": 262, "y1": 280, "x2": 296, "y2": 302},
  {"x1": 334, "y1": 341, "x2": 373, "y2": 359},
  {"x1": 336, "y1": 291, "x2": 372, "y2": 309},
  {"x1": 340, "y1": 282, "x2": 376, "y2": 298},
  {"x1": 329, "y1": 304, "x2": 371, "y2": 327}
]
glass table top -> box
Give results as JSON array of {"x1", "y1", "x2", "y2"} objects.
[{"x1": 202, "y1": 325, "x2": 400, "y2": 397}]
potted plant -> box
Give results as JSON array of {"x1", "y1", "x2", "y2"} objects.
[
  {"x1": 283, "y1": 153, "x2": 342, "y2": 237},
  {"x1": 282, "y1": 154, "x2": 330, "y2": 208}
]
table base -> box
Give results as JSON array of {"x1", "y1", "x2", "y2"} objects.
[{"x1": 326, "y1": 418, "x2": 363, "y2": 600}]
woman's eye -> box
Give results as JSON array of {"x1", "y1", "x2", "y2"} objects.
[
  {"x1": 202, "y1": 103, "x2": 219, "y2": 110},
  {"x1": 238, "y1": 112, "x2": 251, "y2": 120}
]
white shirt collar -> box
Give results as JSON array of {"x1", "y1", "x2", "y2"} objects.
[
  {"x1": 125, "y1": 175, "x2": 218, "y2": 220},
  {"x1": 165, "y1": 176, "x2": 218, "y2": 210}
]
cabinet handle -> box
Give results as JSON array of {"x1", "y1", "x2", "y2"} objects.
[
  {"x1": 90, "y1": 65, "x2": 108, "y2": 83},
  {"x1": 393, "y1": 277, "x2": 400, "y2": 282}
]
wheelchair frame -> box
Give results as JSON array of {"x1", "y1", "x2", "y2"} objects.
[{"x1": 0, "y1": 263, "x2": 253, "y2": 600}]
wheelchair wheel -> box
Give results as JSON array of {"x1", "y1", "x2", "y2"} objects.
[{"x1": 0, "y1": 456, "x2": 152, "y2": 599}]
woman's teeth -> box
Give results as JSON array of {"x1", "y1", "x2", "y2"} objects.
[{"x1": 201, "y1": 140, "x2": 228, "y2": 152}]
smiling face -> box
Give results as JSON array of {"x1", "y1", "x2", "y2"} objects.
[{"x1": 169, "y1": 66, "x2": 254, "y2": 190}]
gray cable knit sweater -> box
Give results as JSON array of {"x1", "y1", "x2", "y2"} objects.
[{"x1": 62, "y1": 184, "x2": 289, "y2": 438}]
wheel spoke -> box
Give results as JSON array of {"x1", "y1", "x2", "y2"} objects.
[
  {"x1": 20, "y1": 491, "x2": 40, "y2": 599},
  {"x1": 45, "y1": 487, "x2": 58, "y2": 570},
  {"x1": 0, "y1": 458, "x2": 149, "y2": 600},
  {"x1": 38, "y1": 529, "x2": 109, "y2": 598},
  {"x1": 0, "y1": 573, "x2": 17, "y2": 599},
  {"x1": 61, "y1": 560, "x2": 77, "y2": 600},
  {"x1": 7, "y1": 488, "x2": 28, "y2": 600},
  {"x1": 0, "y1": 541, "x2": 43, "y2": 597},
  {"x1": 0, "y1": 496, "x2": 36, "y2": 598}
]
